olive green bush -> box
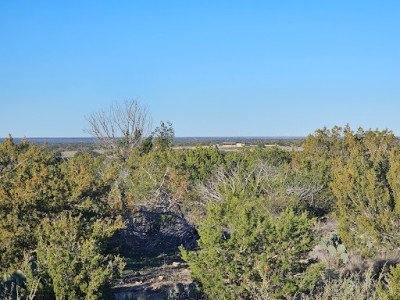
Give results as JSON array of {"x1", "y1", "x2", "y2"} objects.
[
  {"x1": 330, "y1": 128, "x2": 400, "y2": 253},
  {"x1": 0, "y1": 137, "x2": 126, "y2": 298},
  {"x1": 35, "y1": 213, "x2": 125, "y2": 299},
  {"x1": 181, "y1": 196, "x2": 318, "y2": 299},
  {"x1": 378, "y1": 263, "x2": 400, "y2": 299},
  {"x1": 303, "y1": 266, "x2": 380, "y2": 300},
  {"x1": 0, "y1": 136, "x2": 67, "y2": 272}
]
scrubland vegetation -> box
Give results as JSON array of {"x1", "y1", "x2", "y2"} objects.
[{"x1": 2, "y1": 106, "x2": 400, "y2": 299}]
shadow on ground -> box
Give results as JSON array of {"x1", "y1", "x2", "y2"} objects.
[{"x1": 111, "y1": 210, "x2": 202, "y2": 300}]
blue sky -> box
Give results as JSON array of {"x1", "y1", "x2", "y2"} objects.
[{"x1": 0, "y1": 1, "x2": 399, "y2": 137}]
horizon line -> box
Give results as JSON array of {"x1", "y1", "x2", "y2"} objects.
[{"x1": 1, "y1": 136, "x2": 307, "y2": 139}]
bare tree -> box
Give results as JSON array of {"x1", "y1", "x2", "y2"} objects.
[
  {"x1": 85, "y1": 99, "x2": 152, "y2": 159},
  {"x1": 197, "y1": 159, "x2": 330, "y2": 216},
  {"x1": 197, "y1": 161, "x2": 280, "y2": 204}
]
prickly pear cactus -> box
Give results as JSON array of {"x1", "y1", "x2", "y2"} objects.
[
  {"x1": 320, "y1": 232, "x2": 349, "y2": 266},
  {"x1": 337, "y1": 244, "x2": 346, "y2": 255},
  {"x1": 327, "y1": 245, "x2": 337, "y2": 258},
  {"x1": 320, "y1": 236, "x2": 328, "y2": 247},
  {"x1": 340, "y1": 252, "x2": 349, "y2": 264},
  {"x1": 330, "y1": 232, "x2": 341, "y2": 245}
]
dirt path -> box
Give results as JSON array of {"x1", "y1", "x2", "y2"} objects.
[{"x1": 112, "y1": 251, "x2": 201, "y2": 300}]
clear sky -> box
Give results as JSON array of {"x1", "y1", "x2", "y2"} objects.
[{"x1": 1, "y1": 1, "x2": 399, "y2": 137}]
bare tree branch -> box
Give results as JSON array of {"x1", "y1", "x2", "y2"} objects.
[{"x1": 84, "y1": 99, "x2": 152, "y2": 159}]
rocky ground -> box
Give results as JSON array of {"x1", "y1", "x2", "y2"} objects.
[
  {"x1": 111, "y1": 210, "x2": 202, "y2": 300},
  {"x1": 112, "y1": 250, "x2": 201, "y2": 300}
]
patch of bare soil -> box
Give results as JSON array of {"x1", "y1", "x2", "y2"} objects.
[
  {"x1": 111, "y1": 209, "x2": 201, "y2": 299},
  {"x1": 112, "y1": 252, "x2": 200, "y2": 300}
]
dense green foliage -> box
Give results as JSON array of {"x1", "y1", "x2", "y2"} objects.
[
  {"x1": 0, "y1": 137, "x2": 125, "y2": 299},
  {"x1": 0, "y1": 137, "x2": 66, "y2": 272},
  {"x1": 378, "y1": 263, "x2": 400, "y2": 299},
  {"x1": 181, "y1": 199, "x2": 318, "y2": 299},
  {"x1": 3, "y1": 123, "x2": 400, "y2": 299},
  {"x1": 331, "y1": 128, "x2": 399, "y2": 254},
  {"x1": 36, "y1": 214, "x2": 124, "y2": 299}
]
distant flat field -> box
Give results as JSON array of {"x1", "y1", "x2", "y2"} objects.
[
  {"x1": 60, "y1": 145, "x2": 302, "y2": 158},
  {"x1": 0, "y1": 137, "x2": 97, "y2": 144},
  {"x1": 173, "y1": 144, "x2": 303, "y2": 151},
  {"x1": 60, "y1": 149, "x2": 106, "y2": 158},
  {"x1": 1, "y1": 137, "x2": 304, "y2": 144},
  {"x1": 0, "y1": 137, "x2": 303, "y2": 156}
]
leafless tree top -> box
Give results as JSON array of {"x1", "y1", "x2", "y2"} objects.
[{"x1": 84, "y1": 99, "x2": 152, "y2": 159}]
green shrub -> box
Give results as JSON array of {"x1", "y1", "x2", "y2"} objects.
[
  {"x1": 181, "y1": 197, "x2": 318, "y2": 299},
  {"x1": 35, "y1": 213, "x2": 125, "y2": 299},
  {"x1": 331, "y1": 128, "x2": 399, "y2": 253},
  {"x1": 0, "y1": 137, "x2": 67, "y2": 272},
  {"x1": 303, "y1": 266, "x2": 380, "y2": 300},
  {"x1": 378, "y1": 263, "x2": 400, "y2": 299}
]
